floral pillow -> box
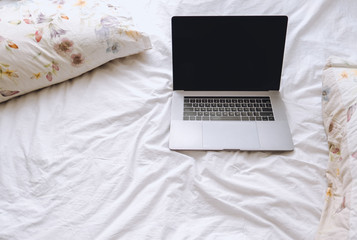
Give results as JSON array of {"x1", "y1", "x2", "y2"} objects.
[
  {"x1": 316, "y1": 57, "x2": 357, "y2": 239},
  {"x1": 0, "y1": 0, "x2": 151, "y2": 103}
]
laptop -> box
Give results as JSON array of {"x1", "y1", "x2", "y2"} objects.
[{"x1": 169, "y1": 16, "x2": 294, "y2": 151}]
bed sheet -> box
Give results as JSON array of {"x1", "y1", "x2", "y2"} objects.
[{"x1": 1, "y1": 0, "x2": 357, "y2": 239}]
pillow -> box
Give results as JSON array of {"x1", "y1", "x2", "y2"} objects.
[
  {"x1": 0, "y1": 0, "x2": 151, "y2": 103},
  {"x1": 316, "y1": 57, "x2": 357, "y2": 239}
]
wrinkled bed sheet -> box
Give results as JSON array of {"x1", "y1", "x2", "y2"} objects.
[{"x1": 1, "y1": 0, "x2": 357, "y2": 239}]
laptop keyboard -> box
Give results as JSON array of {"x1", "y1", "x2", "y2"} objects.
[{"x1": 183, "y1": 97, "x2": 274, "y2": 121}]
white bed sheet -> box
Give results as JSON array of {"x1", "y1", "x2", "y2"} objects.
[{"x1": 1, "y1": 0, "x2": 357, "y2": 239}]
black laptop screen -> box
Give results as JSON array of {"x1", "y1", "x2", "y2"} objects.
[{"x1": 171, "y1": 16, "x2": 288, "y2": 91}]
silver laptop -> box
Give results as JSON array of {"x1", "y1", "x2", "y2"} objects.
[{"x1": 169, "y1": 16, "x2": 294, "y2": 151}]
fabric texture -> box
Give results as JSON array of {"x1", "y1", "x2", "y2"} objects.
[
  {"x1": 0, "y1": 0, "x2": 151, "y2": 102},
  {"x1": 317, "y1": 57, "x2": 357, "y2": 239}
]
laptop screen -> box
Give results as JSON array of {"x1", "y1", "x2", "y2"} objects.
[{"x1": 172, "y1": 16, "x2": 288, "y2": 91}]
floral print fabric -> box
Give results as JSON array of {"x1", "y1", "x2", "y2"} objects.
[
  {"x1": 316, "y1": 57, "x2": 357, "y2": 239},
  {"x1": 0, "y1": 0, "x2": 151, "y2": 102}
]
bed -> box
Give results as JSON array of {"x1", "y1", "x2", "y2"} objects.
[{"x1": 1, "y1": 0, "x2": 356, "y2": 239}]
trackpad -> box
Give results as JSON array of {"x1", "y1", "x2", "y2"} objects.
[{"x1": 202, "y1": 122, "x2": 260, "y2": 150}]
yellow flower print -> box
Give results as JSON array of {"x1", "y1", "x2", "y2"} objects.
[
  {"x1": 31, "y1": 72, "x2": 42, "y2": 79},
  {"x1": 340, "y1": 71, "x2": 348, "y2": 80},
  {"x1": 0, "y1": 66, "x2": 19, "y2": 84},
  {"x1": 60, "y1": 14, "x2": 69, "y2": 20},
  {"x1": 74, "y1": 0, "x2": 86, "y2": 7},
  {"x1": 3, "y1": 69, "x2": 12, "y2": 77},
  {"x1": 3, "y1": 69, "x2": 19, "y2": 78},
  {"x1": 125, "y1": 30, "x2": 142, "y2": 41},
  {"x1": 326, "y1": 187, "x2": 332, "y2": 198}
]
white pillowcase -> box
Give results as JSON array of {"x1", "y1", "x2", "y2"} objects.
[{"x1": 0, "y1": 0, "x2": 151, "y2": 103}]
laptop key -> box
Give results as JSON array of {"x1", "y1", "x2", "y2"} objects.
[
  {"x1": 260, "y1": 112, "x2": 273, "y2": 117},
  {"x1": 210, "y1": 116, "x2": 241, "y2": 121},
  {"x1": 184, "y1": 112, "x2": 196, "y2": 116}
]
